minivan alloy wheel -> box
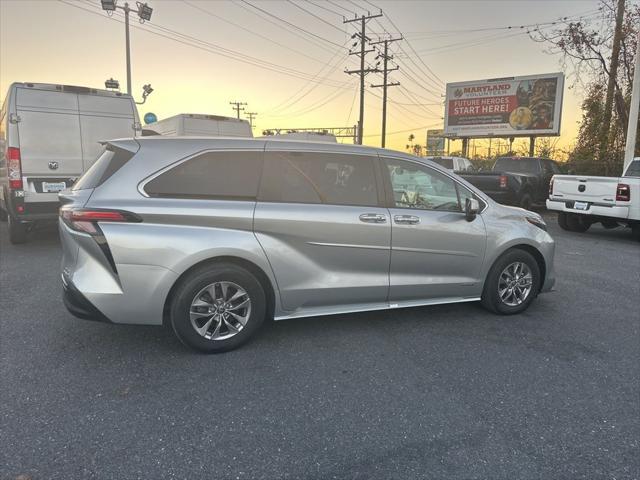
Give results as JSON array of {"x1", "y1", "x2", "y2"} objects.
[
  {"x1": 498, "y1": 262, "x2": 533, "y2": 306},
  {"x1": 190, "y1": 281, "x2": 251, "y2": 340}
]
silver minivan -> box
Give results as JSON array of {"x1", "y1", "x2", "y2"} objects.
[
  {"x1": 0, "y1": 82, "x2": 140, "y2": 243},
  {"x1": 59, "y1": 137, "x2": 555, "y2": 352}
]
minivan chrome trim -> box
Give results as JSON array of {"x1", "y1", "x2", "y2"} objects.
[
  {"x1": 306, "y1": 241, "x2": 390, "y2": 251},
  {"x1": 274, "y1": 297, "x2": 481, "y2": 321}
]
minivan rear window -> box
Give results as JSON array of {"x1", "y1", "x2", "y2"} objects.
[{"x1": 72, "y1": 146, "x2": 134, "y2": 191}]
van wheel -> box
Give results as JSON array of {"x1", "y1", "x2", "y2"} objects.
[
  {"x1": 169, "y1": 263, "x2": 266, "y2": 353},
  {"x1": 566, "y1": 213, "x2": 590, "y2": 232},
  {"x1": 8, "y1": 215, "x2": 28, "y2": 244},
  {"x1": 519, "y1": 193, "x2": 533, "y2": 211},
  {"x1": 481, "y1": 249, "x2": 541, "y2": 315},
  {"x1": 0, "y1": 208, "x2": 7, "y2": 222}
]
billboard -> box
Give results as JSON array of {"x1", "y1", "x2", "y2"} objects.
[
  {"x1": 444, "y1": 72, "x2": 564, "y2": 138},
  {"x1": 426, "y1": 129, "x2": 445, "y2": 155}
]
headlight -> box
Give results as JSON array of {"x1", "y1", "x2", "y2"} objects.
[{"x1": 525, "y1": 216, "x2": 547, "y2": 231}]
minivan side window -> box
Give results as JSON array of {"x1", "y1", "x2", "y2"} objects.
[
  {"x1": 259, "y1": 151, "x2": 379, "y2": 207},
  {"x1": 144, "y1": 151, "x2": 262, "y2": 200},
  {"x1": 383, "y1": 158, "x2": 463, "y2": 212}
]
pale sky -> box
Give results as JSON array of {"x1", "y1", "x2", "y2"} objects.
[{"x1": 0, "y1": 0, "x2": 609, "y2": 155}]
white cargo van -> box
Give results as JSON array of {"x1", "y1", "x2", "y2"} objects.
[
  {"x1": 0, "y1": 82, "x2": 140, "y2": 243},
  {"x1": 145, "y1": 113, "x2": 253, "y2": 138}
]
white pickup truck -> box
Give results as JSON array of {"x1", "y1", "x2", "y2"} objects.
[{"x1": 547, "y1": 158, "x2": 640, "y2": 240}]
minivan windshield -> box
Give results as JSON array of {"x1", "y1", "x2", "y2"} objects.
[{"x1": 493, "y1": 157, "x2": 540, "y2": 174}]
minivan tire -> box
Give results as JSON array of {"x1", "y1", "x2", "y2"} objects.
[
  {"x1": 8, "y1": 215, "x2": 28, "y2": 244},
  {"x1": 481, "y1": 249, "x2": 541, "y2": 315},
  {"x1": 169, "y1": 262, "x2": 266, "y2": 353}
]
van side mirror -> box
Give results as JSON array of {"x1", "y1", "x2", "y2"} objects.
[{"x1": 465, "y1": 198, "x2": 480, "y2": 222}]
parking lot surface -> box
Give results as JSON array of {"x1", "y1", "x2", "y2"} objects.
[{"x1": 1, "y1": 213, "x2": 639, "y2": 480}]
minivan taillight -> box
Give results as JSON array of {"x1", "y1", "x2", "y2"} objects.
[
  {"x1": 549, "y1": 177, "x2": 554, "y2": 196},
  {"x1": 7, "y1": 147, "x2": 23, "y2": 190},
  {"x1": 499, "y1": 175, "x2": 508, "y2": 189},
  {"x1": 60, "y1": 208, "x2": 142, "y2": 235},
  {"x1": 616, "y1": 183, "x2": 630, "y2": 202}
]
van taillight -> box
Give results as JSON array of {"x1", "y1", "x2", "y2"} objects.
[
  {"x1": 7, "y1": 147, "x2": 23, "y2": 190},
  {"x1": 499, "y1": 175, "x2": 508, "y2": 189},
  {"x1": 616, "y1": 184, "x2": 630, "y2": 202},
  {"x1": 60, "y1": 208, "x2": 142, "y2": 234},
  {"x1": 549, "y1": 177, "x2": 554, "y2": 196}
]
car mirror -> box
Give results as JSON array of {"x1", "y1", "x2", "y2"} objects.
[{"x1": 465, "y1": 198, "x2": 480, "y2": 221}]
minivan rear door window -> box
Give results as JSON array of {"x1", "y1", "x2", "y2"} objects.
[
  {"x1": 72, "y1": 146, "x2": 134, "y2": 191},
  {"x1": 260, "y1": 151, "x2": 379, "y2": 207}
]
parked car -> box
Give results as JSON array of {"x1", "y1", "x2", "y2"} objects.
[
  {"x1": 547, "y1": 158, "x2": 640, "y2": 240},
  {"x1": 424, "y1": 155, "x2": 474, "y2": 172},
  {"x1": 0, "y1": 82, "x2": 140, "y2": 243},
  {"x1": 459, "y1": 156, "x2": 561, "y2": 210},
  {"x1": 59, "y1": 137, "x2": 556, "y2": 353},
  {"x1": 145, "y1": 113, "x2": 252, "y2": 138}
]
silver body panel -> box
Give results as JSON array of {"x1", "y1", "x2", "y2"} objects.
[{"x1": 59, "y1": 137, "x2": 555, "y2": 325}]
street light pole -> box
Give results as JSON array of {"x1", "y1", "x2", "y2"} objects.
[
  {"x1": 124, "y1": 3, "x2": 132, "y2": 95},
  {"x1": 101, "y1": 1, "x2": 153, "y2": 97}
]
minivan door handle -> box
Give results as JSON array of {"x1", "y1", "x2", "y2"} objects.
[
  {"x1": 394, "y1": 214, "x2": 420, "y2": 225},
  {"x1": 359, "y1": 213, "x2": 387, "y2": 223}
]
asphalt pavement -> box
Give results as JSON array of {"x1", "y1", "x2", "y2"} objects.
[{"x1": 1, "y1": 213, "x2": 639, "y2": 480}]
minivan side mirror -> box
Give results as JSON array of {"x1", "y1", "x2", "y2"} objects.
[{"x1": 465, "y1": 198, "x2": 480, "y2": 222}]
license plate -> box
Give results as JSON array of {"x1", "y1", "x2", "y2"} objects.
[
  {"x1": 42, "y1": 181, "x2": 67, "y2": 193},
  {"x1": 574, "y1": 201, "x2": 589, "y2": 211}
]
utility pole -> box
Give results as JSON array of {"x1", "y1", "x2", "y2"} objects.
[
  {"x1": 100, "y1": 1, "x2": 154, "y2": 95},
  {"x1": 370, "y1": 36, "x2": 401, "y2": 148},
  {"x1": 230, "y1": 101, "x2": 247, "y2": 119},
  {"x1": 245, "y1": 112, "x2": 258, "y2": 129},
  {"x1": 598, "y1": 0, "x2": 625, "y2": 170},
  {"x1": 344, "y1": 11, "x2": 383, "y2": 145},
  {"x1": 624, "y1": 30, "x2": 640, "y2": 171}
]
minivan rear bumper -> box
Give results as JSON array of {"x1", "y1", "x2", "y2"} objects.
[{"x1": 62, "y1": 274, "x2": 112, "y2": 323}]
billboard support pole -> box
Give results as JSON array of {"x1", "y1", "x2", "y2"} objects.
[
  {"x1": 509, "y1": 137, "x2": 514, "y2": 154},
  {"x1": 529, "y1": 136, "x2": 536, "y2": 156},
  {"x1": 462, "y1": 138, "x2": 468, "y2": 157}
]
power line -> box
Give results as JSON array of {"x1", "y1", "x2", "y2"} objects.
[
  {"x1": 286, "y1": 0, "x2": 346, "y2": 34},
  {"x1": 303, "y1": 0, "x2": 343, "y2": 18},
  {"x1": 326, "y1": 0, "x2": 356, "y2": 16},
  {"x1": 183, "y1": 0, "x2": 333, "y2": 65},
  {"x1": 245, "y1": 111, "x2": 258, "y2": 128},
  {"x1": 61, "y1": 1, "x2": 352, "y2": 89},
  {"x1": 240, "y1": 0, "x2": 346, "y2": 49}
]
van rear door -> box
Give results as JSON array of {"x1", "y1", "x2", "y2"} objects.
[
  {"x1": 78, "y1": 94, "x2": 138, "y2": 171},
  {"x1": 15, "y1": 87, "x2": 83, "y2": 176}
]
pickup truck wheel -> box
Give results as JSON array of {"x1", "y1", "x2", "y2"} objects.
[
  {"x1": 481, "y1": 249, "x2": 541, "y2": 315},
  {"x1": 519, "y1": 194, "x2": 533, "y2": 211},
  {"x1": 632, "y1": 224, "x2": 640, "y2": 242},
  {"x1": 566, "y1": 213, "x2": 590, "y2": 233},
  {"x1": 8, "y1": 215, "x2": 28, "y2": 244},
  {"x1": 557, "y1": 212, "x2": 570, "y2": 231}
]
